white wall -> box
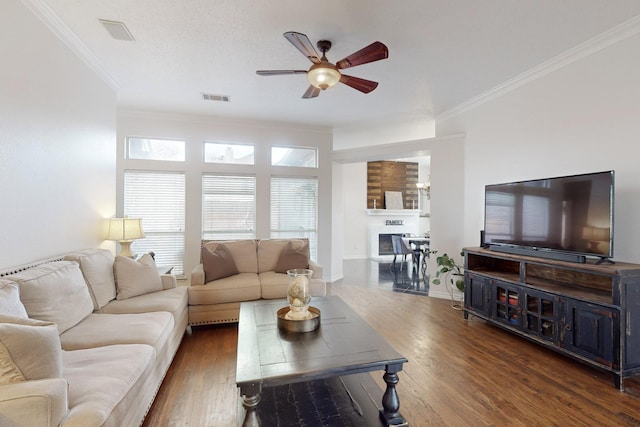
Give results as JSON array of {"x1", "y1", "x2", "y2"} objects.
[
  {"x1": 333, "y1": 116, "x2": 436, "y2": 150},
  {"x1": 0, "y1": 0, "x2": 116, "y2": 269},
  {"x1": 116, "y1": 111, "x2": 334, "y2": 279},
  {"x1": 341, "y1": 163, "x2": 369, "y2": 259},
  {"x1": 437, "y1": 31, "x2": 640, "y2": 263},
  {"x1": 330, "y1": 162, "x2": 345, "y2": 281}
]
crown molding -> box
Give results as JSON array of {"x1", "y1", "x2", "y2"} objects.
[
  {"x1": 21, "y1": 0, "x2": 119, "y2": 90},
  {"x1": 436, "y1": 14, "x2": 640, "y2": 123}
]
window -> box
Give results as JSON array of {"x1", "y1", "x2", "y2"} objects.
[
  {"x1": 270, "y1": 176, "x2": 318, "y2": 260},
  {"x1": 124, "y1": 171, "x2": 186, "y2": 275},
  {"x1": 202, "y1": 175, "x2": 256, "y2": 240},
  {"x1": 127, "y1": 137, "x2": 185, "y2": 161},
  {"x1": 204, "y1": 142, "x2": 255, "y2": 165},
  {"x1": 271, "y1": 147, "x2": 318, "y2": 168}
]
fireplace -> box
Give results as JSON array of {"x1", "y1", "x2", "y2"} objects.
[
  {"x1": 368, "y1": 218, "x2": 419, "y2": 260},
  {"x1": 378, "y1": 233, "x2": 403, "y2": 256}
]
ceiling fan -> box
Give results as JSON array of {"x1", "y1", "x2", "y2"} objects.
[{"x1": 256, "y1": 31, "x2": 389, "y2": 99}]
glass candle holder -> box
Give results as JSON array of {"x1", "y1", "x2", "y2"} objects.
[{"x1": 285, "y1": 269, "x2": 313, "y2": 320}]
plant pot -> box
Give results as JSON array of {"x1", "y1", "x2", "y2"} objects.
[{"x1": 450, "y1": 273, "x2": 465, "y2": 292}]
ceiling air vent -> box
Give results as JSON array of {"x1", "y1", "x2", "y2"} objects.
[
  {"x1": 202, "y1": 93, "x2": 230, "y2": 102},
  {"x1": 99, "y1": 19, "x2": 135, "y2": 41}
]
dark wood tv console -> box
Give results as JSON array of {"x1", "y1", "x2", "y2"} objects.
[{"x1": 463, "y1": 247, "x2": 640, "y2": 390}]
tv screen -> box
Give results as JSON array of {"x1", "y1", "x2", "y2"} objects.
[{"x1": 483, "y1": 171, "x2": 614, "y2": 260}]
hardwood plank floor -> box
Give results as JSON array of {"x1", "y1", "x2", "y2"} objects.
[{"x1": 144, "y1": 262, "x2": 640, "y2": 426}]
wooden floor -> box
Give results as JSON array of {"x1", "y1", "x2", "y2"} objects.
[{"x1": 144, "y1": 270, "x2": 640, "y2": 426}]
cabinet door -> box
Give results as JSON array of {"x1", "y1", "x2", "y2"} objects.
[
  {"x1": 464, "y1": 273, "x2": 492, "y2": 316},
  {"x1": 623, "y1": 280, "x2": 640, "y2": 370},
  {"x1": 563, "y1": 300, "x2": 618, "y2": 368},
  {"x1": 493, "y1": 282, "x2": 521, "y2": 327},
  {"x1": 522, "y1": 288, "x2": 560, "y2": 343}
]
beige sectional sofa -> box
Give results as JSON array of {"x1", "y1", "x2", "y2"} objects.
[
  {"x1": 189, "y1": 238, "x2": 326, "y2": 325},
  {"x1": 0, "y1": 248, "x2": 188, "y2": 427}
]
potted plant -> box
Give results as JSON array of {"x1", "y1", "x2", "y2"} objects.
[{"x1": 432, "y1": 251, "x2": 465, "y2": 291}]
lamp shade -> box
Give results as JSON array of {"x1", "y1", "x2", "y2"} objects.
[
  {"x1": 307, "y1": 63, "x2": 341, "y2": 90},
  {"x1": 106, "y1": 217, "x2": 145, "y2": 242}
]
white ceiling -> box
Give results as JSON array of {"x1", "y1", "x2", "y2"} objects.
[{"x1": 40, "y1": 0, "x2": 640, "y2": 129}]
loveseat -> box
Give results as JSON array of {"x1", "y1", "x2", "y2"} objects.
[
  {"x1": 188, "y1": 238, "x2": 326, "y2": 325},
  {"x1": 0, "y1": 248, "x2": 188, "y2": 427}
]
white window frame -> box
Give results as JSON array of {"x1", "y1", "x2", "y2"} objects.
[
  {"x1": 126, "y1": 137, "x2": 185, "y2": 162},
  {"x1": 271, "y1": 146, "x2": 318, "y2": 168},
  {"x1": 203, "y1": 141, "x2": 255, "y2": 165}
]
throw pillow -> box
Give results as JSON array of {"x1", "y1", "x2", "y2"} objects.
[
  {"x1": 64, "y1": 249, "x2": 116, "y2": 310},
  {"x1": 0, "y1": 315, "x2": 63, "y2": 385},
  {"x1": 8, "y1": 261, "x2": 94, "y2": 334},
  {"x1": 202, "y1": 244, "x2": 239, "y2": 282},
  {"x1": 0, "y1": 279, "x2": 28, "y2": 318},
  {"x1": 114, "y1": 254, "x2": 163, "y2": 300},
  {"x1": 274, "y1": 241, "x2": 310, "y2": 273}
]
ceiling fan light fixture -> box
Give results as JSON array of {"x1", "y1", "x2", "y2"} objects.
[{"x1": 307, "y1": 63, "x2": 341, "y2": 90}]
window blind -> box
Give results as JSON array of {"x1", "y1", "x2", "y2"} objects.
[
  {"x1": 124, "y1": 171, "x2": 186, "y2": 275},
  {"x1": 202, "y1": 174, "x2": 256, "y2": 240},
  {"x1": 270, "y1": 176, "x2": 318, "y2": 260}
]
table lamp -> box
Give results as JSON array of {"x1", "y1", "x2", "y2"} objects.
[{"x1": 106, "y1": 217, "x2": 145, "y2": 258}]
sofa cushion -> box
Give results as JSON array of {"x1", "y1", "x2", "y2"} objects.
[
  {"x1": 203, "y1": 240, "x2": 258, "y2": 274},
  {"x1": 8, "y1": 261, "x2": 94, "y2": 334},
  {"x1": 202, "y1": 244, "x2": 239, "y2": 282},
  {"x1": 59, "y1": 312, "x2": 173, "y2": 352},
  {"x1": 258, "y1": 239, "x2": 309, "y2": 273},
  {"x1": 0, "y1": 279, "x2": 28, "y2": 318},
  {"x1": 0, "y1": 315, "x2": 62, "y2": 385},
  {"x1": 114, "y1": 254, "x2": 163, "y2": 300},
  {"x1": 188, "y1": 273, "x2": 261, "y2": 305},
  {"x1": 274, "y1": 240, "x2": 310, "y2": 273},
  {"x1": 100, "y1": 286, "x2": 188, "y2": 323},
  {"x1": 62, "y1": 343, "x2": 154, "y2": 427},
  {"x1": 65, "y1": 248, "x2": 116, "y2": 309}
]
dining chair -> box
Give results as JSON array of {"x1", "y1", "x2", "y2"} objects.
[{"x1": 391, "y1": 235, "x2": 414, "y2": 271}]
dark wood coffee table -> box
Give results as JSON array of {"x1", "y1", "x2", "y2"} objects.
[{"x1": 236, "y1": 296, "x2": 409, "y2": 426}]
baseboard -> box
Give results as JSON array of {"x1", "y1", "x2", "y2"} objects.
[
  {"x1": 328, "y1": 274, "x2": 345, "y2": 283},
  {"x1": 428, "y1": 288, "x2": 463, "y2": 301}
]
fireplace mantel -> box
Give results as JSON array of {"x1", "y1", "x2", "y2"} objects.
[{"x1": 365, "y1": 209, "x2": 420, "y2": 216}]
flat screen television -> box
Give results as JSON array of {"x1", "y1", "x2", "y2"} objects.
[{"x1": 483, "y1": 171, "x2": 614, "y2": 263}]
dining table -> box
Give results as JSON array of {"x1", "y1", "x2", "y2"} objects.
[{"x1": 402, "y1": 236, "x2": 430, "y2": 275}]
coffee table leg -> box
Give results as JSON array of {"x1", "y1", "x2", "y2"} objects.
[
  {"x1": 241, "y1": 393, "x2": 261, "y2": 427},
  {"x1": 380, "y1": 365, "x2": 407, "y2": 426}
]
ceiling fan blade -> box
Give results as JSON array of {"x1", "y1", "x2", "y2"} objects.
[
  {"x1": 256, "y1": 70, "x2": 307, "y2": 76},
  {"x1": 339, "y1": 75, "x2": 379, "y2": 94},
  {"x1": 283, "y1": 32, "x2": 321, "y2": 64},
  {"x1": 302, "y1": 85, "x2": 321, "y2": 99},
  {"x1": 336, "y1": 42, "x2": 389, "y2": 69}
]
